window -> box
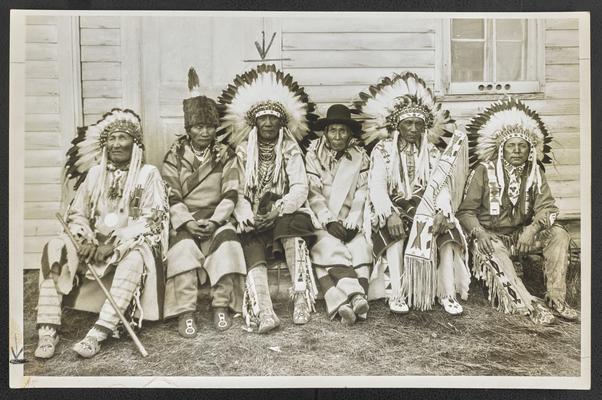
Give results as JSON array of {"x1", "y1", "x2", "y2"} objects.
[{"x1": 444, "y1": 18, "x2": 543, "y2": 95}]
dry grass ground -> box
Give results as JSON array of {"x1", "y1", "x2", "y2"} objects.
[{"x1": 21, "y1": 262, "x2": 581, "y2": 377}]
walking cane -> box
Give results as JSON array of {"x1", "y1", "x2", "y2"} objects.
[{"x1": 56, "y1": 213, "x2": 149, "y2": 357}]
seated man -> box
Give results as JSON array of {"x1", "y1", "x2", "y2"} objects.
[
  {"x1": 218, "y1": 64, "x2": 319, "y2": 334},
  {"x1": 305, "y1": 104, "x2": 372, "y2": 325},
  {"x1": 162, "y1": 68, "x2": 246, "y2": 336},
  {"x1": 356, "y1": 72, "x2": 471, "y2": 315},
  {"x1": 35, "y1": 109, "x2": 169, "y2": 359},
  {"x1": 457, "y1": 98, "x2": 579, "y2": 325}
]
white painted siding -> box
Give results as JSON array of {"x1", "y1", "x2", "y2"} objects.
[
  {"x1": 279, "y1": 17, "x2": 581, "y2": 243},
  {"x1": 80, "y1": 16, "x2": 123, "y2": 124},
  {"x1": 24, "y1": 16, "x2": 62, "y2": 268},
  {"x1": 22, "y1": 16, "x2": 583, "y2": 270}
]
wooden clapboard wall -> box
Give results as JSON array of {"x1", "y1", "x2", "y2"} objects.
[
  {"x1": 541, "y1": 18, "x2": 581, "y2": 244},
  {"x1": 281, "y1": 17, "x2": 437, "y2": 106},
  {"x1": 280, "y1": 17, "x2": 581, "y2": 244},
  {"x1": 22, "y1": 16, "x2": 583, "y2": 269},
  {"x1": 24, "y1": 16, "x2": 81, "y2": 268},
  {"x1": 80, "y1": 16, "x2": 123, "y2": 125}
]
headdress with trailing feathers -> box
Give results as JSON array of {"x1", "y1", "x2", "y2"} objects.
[
  {"x1": 465, "y1": 97, "x2": 553, "y2": 200},
  {"x1": 354, "y1": 71, "x2": 454, "y2": 148},
  {"x1": 217, "y1": 64, "x2": 318, "y2": 193},
  {"x1": 354, "y1": 72, "x2": 458, "y2": 200},
  {"x1": 64, "y1": 108, "x2": 145, "y2": 215},
  {"x1": 356, "y1": 73, "x2": 470, "y2": 311},
  {"x1": 218, "y1": 64, "x2": 317, "y2": 146}
]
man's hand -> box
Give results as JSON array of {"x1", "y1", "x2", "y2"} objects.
[
  {"x1": 386, "y1": 213, "x2": 405, "y2": 240},
  {"x1": 516, "y1": 225, "x2": 538, "y2": 255},
  {"x1": 475, "y1": 229, "x2": 497, "y2": 259},
  {"x1": 344, "y1": 227, "x2": 359, "y2": 243},
  {"x1": 326, "y1": 221, "x2": 348, "y2": 241},
  {"x1": 255, "y1": 208, "x2": 280, "y2": 231},
  {"x1": 78, "y1": 242, "x2": 98, "y2": 264},
  {"x1": 184, "y1": 220, "x2": 207, "y2": 240},
  {"x1": 94, "y1": 244, "x2": 115, "y2": 263},
  {"x1": 197, "y1": 220, "x2": 218, "y2": 239},
  {"x1": 432, "y1": 212, "x2": 453, "y2": 236}
]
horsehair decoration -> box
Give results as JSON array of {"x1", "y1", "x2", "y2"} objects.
[
  {"x1": 353, "y1": 71, "x2": 454, "y2": 148},
  {"x1": 217, "y1": 64, "x2": 318, "y2": 148},
  {"x1": 65, "y1": 108, "x2": 143, "y2": 189},
  {"x1": 465, "y1": 97, "x2": 553, "y2": 169}
]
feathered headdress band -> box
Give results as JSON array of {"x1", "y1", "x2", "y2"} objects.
[
  {"x1": 99, "y1": 119, "x2": 142, "y2": 146},
  {"x1": 65, "y1": 108, "x2": 144, "y2": 189},
  {"x1": 247, "y1": 100, "x2": 288, "y2": 126},
  {"x1": 354, "y1": 72, "x2": 454, "y2": 147},
  {"x1": 386, "y1": 99, "x2": 433, "y2": 129},
  {"x1": 218, "y1": 64, "x2": 318, "y2": 147},
  {"x1": 466, "y1": 98, "x2": 553, "y2": 208},
  {"x1": 466, "y1": 97, "x2": 552, "y2": 168}
]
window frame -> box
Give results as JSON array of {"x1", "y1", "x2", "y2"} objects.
[{"x1": 440, "y1": 18, "x2": 545, "y2": 96}]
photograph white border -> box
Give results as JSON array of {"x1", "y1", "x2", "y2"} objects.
[{"x1": 8, "y1": 9, "x2": 591, "y2": 389}]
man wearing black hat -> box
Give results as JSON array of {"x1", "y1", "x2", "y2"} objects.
[{"x1": 305, "y1": 105, "x2": 373, "y2": 325}]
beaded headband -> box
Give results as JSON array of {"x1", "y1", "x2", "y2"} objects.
[
  {"x1": 246, "y1": 101, "x2": 288, "y2": 127},
  {"x1": 386, "y1": 104, "x2": 434, "y2": 129},
  {"x1": 99, "y1": 120, "x2": 143, "y2": 146}
]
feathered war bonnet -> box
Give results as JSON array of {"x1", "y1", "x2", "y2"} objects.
[
  {"x1": 183, "y1": 67, "x2": 220, "y2": 131},
  {"x1": 465, "y1": 97, "x2": 553, "y2": 199},
  {"x1": 217, "y1": 63, "x2": 317, "y2": 147},
  {"x1": 217, "y1": 64, "x2": 318, "y2": 193},
  {"x1": 64, "y1": 108, "x2": 145, "y2": 215},
  {"x1": 353, "y1": 72, "x2": 456, "y2": 198},
  {"x1": 353, "y1": 71, "x2": 454, "y2": 148}
]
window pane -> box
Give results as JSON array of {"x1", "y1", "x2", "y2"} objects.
[
  {"x1": 496, "y1": 19, "x2": 524, "y2": 41},
  {"x1": 452, "y1": 19, "x2": 484, "y2": 39},
  {"x1": 451, "y1": 42, "x2": 484, "y2": 81},
  {"x1": 496, "y1": 42, "x2": 522, "y2": 81}
]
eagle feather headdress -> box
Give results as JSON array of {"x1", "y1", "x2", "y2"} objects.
[
  {"x1": 64, "y1": 108, "x2": 145, "y2": 220},
  {"x1": 217, "y1": 64, "x2": 317, "y2": 148},
  {"x1": 353, "y1": 71, "x2": 454, "y2": 147},
  {"x1": 465, "y1": 97, "x2": 553, "y2": 202},
  {"x1": 466, "y1": 97, "x2": 552, "y2": 168},
  {"x1": 65, "y1": 108, "x2": 144, "y2": 190}
]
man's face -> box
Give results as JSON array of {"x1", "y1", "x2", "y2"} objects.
[
  {"x1": 107, "y1": 131, "x2": 134, "y2": 164},
  {"x1": 189, "y1": 124, "x2": 217, "y2": 149},
  {"x1": 503, "y1": 137, "x2": 530, "y2": 166},
  {"x1": 397, "y1": 117, "x2": 425, "y2": 145},
  {"x1": 325, "y1": 123, "x2": 352, "y2": 152},
  {"x1": 256, "y1": 114, "x2": 282, "y2": 141}
]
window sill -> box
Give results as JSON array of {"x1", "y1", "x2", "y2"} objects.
[{"x1": 436, "y1": 92, "x2": 545, "y2": 102}]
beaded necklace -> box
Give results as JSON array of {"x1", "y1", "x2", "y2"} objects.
[
  {"x1": 190, "y1": 142, "x2": 212, "y2": 162},
  {"x1": 254, "y1": 139, "x2": 277, "y2": 206},
  {"x1": 106, "y1": 162, "x2": 129, "y2": 200}
]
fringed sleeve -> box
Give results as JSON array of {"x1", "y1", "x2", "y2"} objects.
[
  {"x1": 232, "y1": 143, "x2": 254, "y2": 229},
  {"x1": 343, "y1": 150, "x2": 370, "y2": 230},
  {"x1": 456, "y1": 164, "x2": 487, "y2": 236},
  {"x1": 65, "y1": 166, "x2": 98, "y2": 244},
  {"x1": 305, "y1": 148, "x2": 335, "y2": 227},
  {"x1": 161, "y1": 148, "x2": 195, "y2": 230},
  {"x1": 531, "y1": 168, "x2": 560, "y2": 230},
  {"x1": 369, "y1": 145, "x2": 397, "y2": 225},
  {"x1": 279, "y1": 140, "x2": 309, "y2": 215}
]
